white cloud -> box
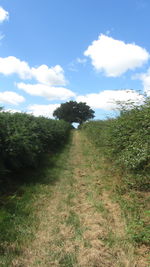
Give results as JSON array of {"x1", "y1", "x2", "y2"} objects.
[
  {"x1": 17, "y1": 82, "x2": 75, "y2": 100},
  {"x1": 68, "y1": 58, "x2": 87, "y2": 72},
  {"x1": 4, "y1": 108, "x2": 22, "y2": 113},
  {"x1": 31, "y1": 64, "x2": 66, "y2": 86},
  {"x1": 0, "y1": 56, "x2": 31, "y2": 79},
  {"x1": 0, "y1": 91, "x2": 25, "y2": 105},
  {"x1": 0, "y1": 56, "x2": 73, "y2": 101},
  {"x1": 0, "y1": 7, "x2": 9, "y2": 23},
  {"x1": 76, "y1": 58, "x2": 87, "y2": 64},
  {"x1": 28, "y1": 104, "x2": 60, "y2": 118},
  {"x1": 76, "y1": 89, "x2": 144, "y2": 110},
  {"x1": 136, "y1": 68, "x2": 150, "y2": 96},
  {"x1": 0, "y1": 56, "x2": 67, "y2": 86},
  {"x1": 84, "y1": 34, "x2": 149, "y2": 77}
]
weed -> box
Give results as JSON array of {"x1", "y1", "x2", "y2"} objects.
[
  {"x1": 94, "y1": 200, "x2": 107, "y2": 213},
  {"x1": 100, "y1": 230, "x2": 116, "y2": 247},
  {"x1": 66, "y1": 211, "x2": 83, "y2": 237},
  {"x1": 59, "y1": 252, "x2": 77, "y2": 267},
  {"x1": 65, "y1": 192, "x2": 75, "y2": 206},
  {"x1": 84, "y1": 239, "x2": 92, "y2": 248},
  {"x1": 86, "y1": 191, "x2": 94, "y2": 201}
]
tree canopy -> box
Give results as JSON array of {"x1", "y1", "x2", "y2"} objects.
[{"x1": 53, "y1": 101, "x2": 95, "y2": 125}]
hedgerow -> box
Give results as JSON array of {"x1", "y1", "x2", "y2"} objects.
[
  {"x1": 0, "y1": 111, "x2": 71, "y2": 173},
  {"x1": 82, "y1": 101, "x2": 150, "y2": 246},
  {"x1": 82, "y1": 100, "x2": 150, "y2": 189}
]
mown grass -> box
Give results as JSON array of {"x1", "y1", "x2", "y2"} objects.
[
  {"x1": 114, "y1": 187, "x2": 150, "y2": 246},
  {"x1": 78, "y1": 133, "x2": 138, "y2": 266},
  {"x1": 59, "y1": 252, "x2": 78, "y2": 267},
  {"x1": 105, "y1": 152, "x2": 149, "y2": 247},
  {"x1": 0, "y1": 135, "x2": 72, "y2": 266},
  {"x1": 65, "y1": 210, "x2": 83, "y2": 238},
  {"x1": 103, "y1": 166, "x2": 150, "y2": 247}
]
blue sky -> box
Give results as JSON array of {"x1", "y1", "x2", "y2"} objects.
[{"x1": 0, "y1": 0, "x2": 150, "y2": 119}]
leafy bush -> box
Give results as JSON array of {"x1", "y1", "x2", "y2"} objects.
[
  {"x1": 108, "y1": 101, "x2": 150, "y2": 172},
  {"x1": 82, "y1": 100, "x2": 150, "y2": 190},
  {"x1": 0, "y1": 111, "x2": 71, "y2": 173},
  {"x1": 82, "y1": 101, "x2": 150, "y2": 246}
]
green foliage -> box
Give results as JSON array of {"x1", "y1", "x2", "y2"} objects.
[
  {"x1": 0, "y1": 140, "x2": 72, "y2": 266},
  {"x1": 53, "y1": 101, "x2": 95, "y2": 125},
  {"x1": 0, "y1": 111, "x2": 71, "y2": 176},
  {"x1": 82, "y1": 100, "x2": 150, "y2": 191},
  {"x1": 59, "y1": 252, "x2": 77, "y2": 267},
  {"x1": 108, "y1": 102, "x2": 150, "y2": 172},
  {"x1": 82, "y1": 101, "x2": 150, "y2": 246},
  {"x1": 81, "y1": 120, "x2": 111, "y2": 155}
]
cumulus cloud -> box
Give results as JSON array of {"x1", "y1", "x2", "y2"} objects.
[
  {"x1": 76, "y1": 58, "x2": 87, "y2": 64},
  {"x1": 0, "y1": 56, "x2": 73, "y2": 101},
  {"x1": 0, "y1": 7, "x2": 9, "y2": 23},
  {"x1": 17, "y1": 82, "x2": 75, "y2": 100},
  {"x1": 0, "y1": 91, "x2": 25, "y2": 105},
  {"x1": 84, "y1": 34, "x2": 149, "y2": 77},
  {"x1": 28, "y1": 104, "x2": 60, "y2": 118},
  {"x1": 76, "y1": 89, "x2": 144, "y2": 110},
  {"x1": 136, "y1": 68, "x2": 150, "y2": 96},
  {"x1": 0, "y1": 56, "x2": 31, "y2": 79},
  {"x1": 31, "y1": 64, "x2": 66, "y2": 86},
  {"x1": 0, "y1": 56, "x2": 67, "y2": 86}
]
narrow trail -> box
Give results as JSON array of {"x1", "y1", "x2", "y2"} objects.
[{"x1": 13, "y1": 131, "x2": 148, "y2": 267}]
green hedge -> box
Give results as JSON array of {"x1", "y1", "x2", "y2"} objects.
[
  {"x1": 0, "y1": 112, "x2": 71, "y2": 172},
  {"x1": 82, "y1": 100, "x2": 150, "y2": 174}
]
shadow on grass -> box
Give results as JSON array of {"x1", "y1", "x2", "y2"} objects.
[
  {"x1": 0, "y1": 137, "x2": 72, "y2": 265},
  {"x1": 0, "y1": 134, "x2": 72, "y2": 198}
]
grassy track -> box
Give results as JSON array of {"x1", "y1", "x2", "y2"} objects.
[{"x1": 1, "y1": 131, "x2": 149, "y2": 266}]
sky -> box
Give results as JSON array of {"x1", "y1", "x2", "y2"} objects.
[{"x1": 0, "y1": 0, "x2": 150, "y2": 119}]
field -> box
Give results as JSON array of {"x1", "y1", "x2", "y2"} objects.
[{"x1": 0, "y1": 106, "x2": 150, "y2": 266}]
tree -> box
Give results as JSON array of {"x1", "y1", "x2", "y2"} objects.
[{"x1": 53, "y1": 101, "x2": 95, "y2": 125}]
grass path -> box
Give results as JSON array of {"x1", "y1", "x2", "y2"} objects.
[{"x1": 11, "y1": 131, "x2": 149, "y2": 266}]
